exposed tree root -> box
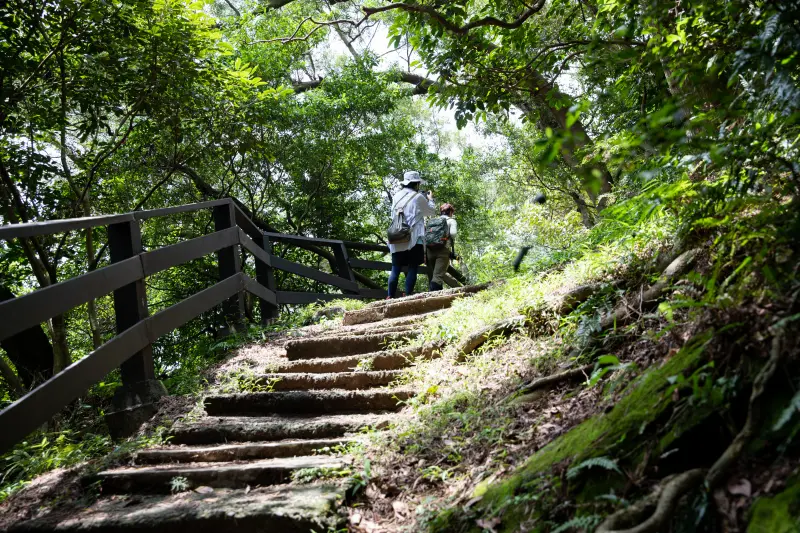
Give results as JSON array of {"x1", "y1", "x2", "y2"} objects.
[
  {"x1": 457, "y1": 315, "x2": 528, "y2": 358},
  {"x1": 565, "y1": 249, "x2": 700, "y2": 359},
  {"x1": 516, "y1": 364, "x2": 593, "y2": 396},
  {"x1": 596, "y1": 469, "x2": 706, "y2": 533},
  {"x1": 552, "y1": 281, "x2": 620, "y2": 315},
  {"x1": 600, "y1": 249, "x2": 700, "y2": 331},
  {"x1": 597, "y1": 324, "x2": 793, "y2": 533},
  {"x1": 705, "y1": 327, "x2": 788, "y2": 487}
]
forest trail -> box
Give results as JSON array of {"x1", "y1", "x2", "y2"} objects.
[{"x1": 9, "y1": 285, "x2": 489, "y2": 532}]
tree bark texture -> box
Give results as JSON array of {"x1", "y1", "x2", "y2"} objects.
[{"x1": 0, "y1": 285, "x2": 55, "y2": 389}]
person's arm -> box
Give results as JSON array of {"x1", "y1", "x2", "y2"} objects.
[{"x1": 416, "y1": 192, "x2": 437, "y2": 217}]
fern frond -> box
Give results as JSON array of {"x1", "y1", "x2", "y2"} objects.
[
  {"x1": 773, "y1": 389, "x2": 800, "y2": 431},
  {"x1": 566, "y1": 456, "x2": 621, "y2": 480},
  {"x1": 551, "y1": 515, "x2": 602, "y2": 533}
]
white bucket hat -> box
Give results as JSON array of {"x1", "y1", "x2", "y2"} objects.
[{"x1": 401, "y1": 170, "x2": 425, "y2": 186}]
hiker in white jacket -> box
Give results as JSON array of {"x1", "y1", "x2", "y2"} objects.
[{"x1": 387, "y1": 171, "x2": 437, "y2": 298}]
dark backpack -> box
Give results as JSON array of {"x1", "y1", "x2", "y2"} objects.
[
  {"x1": 425, "y1": 216, "x2": 451, "y2": 249},
  {"x1": 387, "y1": 191, "x2": 419, "y2": 244}
]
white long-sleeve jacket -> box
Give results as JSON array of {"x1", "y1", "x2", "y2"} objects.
[{"x1": 388, "y1": 188, "x2": 437, "y2": 254}]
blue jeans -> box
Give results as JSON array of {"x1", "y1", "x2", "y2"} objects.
[{"x1": 388, "y1": 264, "x2": 419, "y2": 298}]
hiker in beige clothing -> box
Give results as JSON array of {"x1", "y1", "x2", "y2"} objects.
[{"x1": 426, "y1": 203, "x2": 457, "y2": 291}]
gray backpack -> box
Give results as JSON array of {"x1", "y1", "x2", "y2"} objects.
[{"x1": 387, "y1": 191, "x2": 419, "y2": 244}]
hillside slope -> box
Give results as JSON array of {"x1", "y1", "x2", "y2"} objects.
[{"x1": 343, "y1": 201, "x2": 800, "y2": 532}]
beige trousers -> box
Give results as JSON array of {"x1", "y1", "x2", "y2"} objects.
[{"x1": 426, "y1": 246, "x2": 450, "y2": 286}]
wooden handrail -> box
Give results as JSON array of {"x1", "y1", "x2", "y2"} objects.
[
  {"x1": 0, "y1": 227, "x2": 239, "y2": 342},
  {"x1": 0, "y1": 199, "x2": 231, "y2": 240},
  {"x1": 0, "y1": 199, "x2": 465, "y2": 454},
  {"x1": 0, "y1": 274, "x2": 243, "y2": 453}
]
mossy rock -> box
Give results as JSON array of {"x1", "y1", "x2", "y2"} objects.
[
  {"x1": 430, "y1": 334, "x2": 712, "y2": 533},
  {"x1": 748, "y1": 478, "x2": 800, "y2": 533},
  {"x1": 484, "y1": 335, "x2": 708, "y2": 508}
]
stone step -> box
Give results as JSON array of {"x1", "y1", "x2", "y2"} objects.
[
  {"x1": 272, "y1": 342, "x2": 441, "y2": 374},
  {"x1": 204, "y1": 389, "x2": 413, "y2": 417},
  {"x1": 95, "y1": 455, "x2": 343, "y2": 494},
  {"x1": 9, "y1": 483, "x2": 345, "y2": 532},
  {"x1": 284, "y1": 331, "x2": 417, "y2": 360},
  {"x1": 339, "y1": 310, "x2": 445, "y2": 332},
  {"x1": 135, "y1": 437, "x2": 357, "y2": 464},
  {"x1": 342, "y1": 286, "x2": 488, "y2": 326},
  {"x1": 262, "y1": 370, "x2": 402, "y2": 390},
  {"x1": 360, "y1": 282, "x2": 490, "y2": 309},
  {"x1": 169, "y1": 413, "x2": 392, "y2": 445},
  {"x1": 320, "y1": 322, "x2": 419, "y2": 337}
]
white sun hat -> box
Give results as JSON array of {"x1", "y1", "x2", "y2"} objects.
[{"x1": 401, "y1": 170, "x2": 425, "y2": 185}]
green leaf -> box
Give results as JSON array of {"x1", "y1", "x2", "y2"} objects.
[{"x1": 597, "y1": 355, "x2": 620, "y2": 366}]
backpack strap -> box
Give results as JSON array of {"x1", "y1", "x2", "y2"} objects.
[{"x1": 396, "y1": 190, "x2": 419, "y2": 215}]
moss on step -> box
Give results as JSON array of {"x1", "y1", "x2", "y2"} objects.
[{"x1": 747, "y1": 478, "x2": 800, "y2": 533}]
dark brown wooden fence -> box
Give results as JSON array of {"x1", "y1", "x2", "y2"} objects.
[{"x1": 0, "y1": 198, "x2": 463, "y2": 453}]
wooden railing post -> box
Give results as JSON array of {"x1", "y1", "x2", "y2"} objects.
[
  {"x1": 107, "y1": 219, "x2": 166, "y2": 435},
  {"x1": 257, "y1": 234, "x2": 279, "y2": 323},
  {"x1": 333, "y1": 242, "x2": 359, "y2": 295},
  {"x1": 214, "y1": 202, "x2": 245, "y2": 332}
]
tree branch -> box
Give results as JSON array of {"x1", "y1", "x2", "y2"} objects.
[
  {"x1": 248, "y1": 16, "x2": 366, "y2": 45},
  {"x1": 222, "y1": 0, "x2": 241, "y2": 17},
  {"x1": 262, "y1": 0, "x2": 349, "y2": 10},
  {"x1": 292, "y1": 71, "x2": 438, "y2": 96},
  {"x1": 362, "y1": 0, "x2": 547, "y2": 34}
]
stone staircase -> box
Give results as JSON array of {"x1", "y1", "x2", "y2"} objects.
[{"x1": 9, "y1": 285, "x2": 487, "y2": 532}]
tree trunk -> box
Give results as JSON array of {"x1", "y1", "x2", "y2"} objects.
[
  {"x1": 0, "y1": 355, "x2": 25, "y2": 399},
  {"x1": 50, "y1": 314, "x2": 71, "y2": 373},
  {"x1": 569, "y1": 191, "x2": 595, "y2": 228},
  {"x1": 0, "y1": 285, "x2": 55, "y2": 388},
  {"x1": 523, "y1": 69, "x2": 613, "y2": 208}
]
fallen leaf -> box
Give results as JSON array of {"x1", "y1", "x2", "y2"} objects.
[
  {"x1": 727, "y1": 478, "x2": 752, "y2": 498},
  {"x1": 194, "y1": 486, "x2": 214, "y2": 494},
  {"x1": 350, "y1": 512, "x2": 362, "y2": 525},
  {"x1": 392, "y1": 500, "x2": 410, "y2": 519}
]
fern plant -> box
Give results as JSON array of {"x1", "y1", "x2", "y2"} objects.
[
  {"x1": 566, "y1": 457, "x2": 621, "y2": 480},
  {"x1": 550, "y1": 515, "x2": 602, "y2": 533}
]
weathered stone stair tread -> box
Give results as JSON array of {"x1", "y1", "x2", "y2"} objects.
[
  {"x1": 342, "y1": 287, "x2": 488, "y2": 326},
  {"x1": 284, "y1": 331, "x2": 417, "y2": 360},
  {"x1": 170, "y1": 413, "x2": 393, "y2": 445},
  {"x1": 135, "y1": 437, "x2": 357, "y2": 464},
  {"x1": 318, "y1": 323, "x2": 417, "y2": 338},
  {"x1": 272, "y1": 343, "x2": 441, "y2": 374},
  {"x1": 96, "y1": 455, "x2": 344, "y2": 493},
  {"x1": 337, "y1": 310, "x2": 445, "y2": 332},
  {"x1": 261, "y1": 370, "x2": 402, "y2": 390},
  {"x1": 204, "y1": 389, "x2": 414, "y2": 416},
  {"x1": 361, "y1": 282, "x2": 490, "y2": 309},
  {"x1": 9, "y1": 483, "x2": 345, "y2": 532}
]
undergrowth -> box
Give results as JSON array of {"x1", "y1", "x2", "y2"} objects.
[{"x1": 356, "y1": 180, "x2": 800, "y2": 532}]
